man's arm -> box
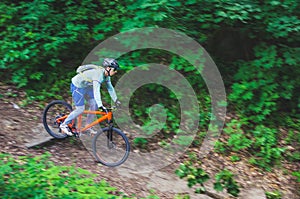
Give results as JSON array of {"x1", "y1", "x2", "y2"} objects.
[
  {"x1": 93, "y1": 80, "x2": 103, "y2": 108},
  {"x1": 105, "y1": 77, "x2": 117, "y2": 102}
]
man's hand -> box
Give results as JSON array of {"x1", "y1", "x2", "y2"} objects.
[
  {"x1": 99, "y1": 106, "x2": 108, "y2": 113},
  {"x1": 115, "y1": 99, "x2": 121, "y2": 107}
]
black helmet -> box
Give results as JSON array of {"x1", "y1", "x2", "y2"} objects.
[{"x1": 103, "y1": 58, "x2": 120, "y2": 70}]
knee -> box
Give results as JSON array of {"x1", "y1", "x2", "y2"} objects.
[
  {"x1": 88, "y1": 99, "x2": 97, "y2": 110},
  {"x1": 75, "y1": 105, "x2": 85, "y2": 113}
]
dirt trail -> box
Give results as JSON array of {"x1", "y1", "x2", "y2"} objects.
[
  {"x1": 0, "y1": 92, "x2": 210, "y2": 198},
  {"x1": 0, "y1": 84, "x2": 298, "y2": 199}
]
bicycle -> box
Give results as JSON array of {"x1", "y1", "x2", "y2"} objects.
[{"x1": 42, "y1": 100, "x2": 130, "y2": 167}]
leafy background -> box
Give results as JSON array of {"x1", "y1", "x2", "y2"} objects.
[{"x1": 0, "y1": 0, "x2": 299, "y2": 198}]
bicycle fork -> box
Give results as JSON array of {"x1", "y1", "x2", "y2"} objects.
[{"x1": 107, "y1": 123, "x2": 115, "y2": 149}]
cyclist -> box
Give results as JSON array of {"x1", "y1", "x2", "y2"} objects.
[{"x1": 60, "y1": 58, "x2": 121, "y2": 136}]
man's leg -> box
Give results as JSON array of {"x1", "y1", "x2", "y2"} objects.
[
  {"x1": 86, "y1": 98, "x2": 97, "y2": 124},
  {"x1": 60, "y1": 83, "x2": 85, "y2": 135},
  {"x1": 85, "y1": 88, "x2": 98, "y2": 134}
]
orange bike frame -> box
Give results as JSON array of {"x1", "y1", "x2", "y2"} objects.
[{"x1": 57, "y1": 111, "x2": 112, "y2": 133}]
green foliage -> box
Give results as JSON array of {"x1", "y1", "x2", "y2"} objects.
[
  {"x1": 173, "y1": 136, "x2": 194, "y2": 147},
  {"x1": 0, "y1": 153, "x2": 118, "y2": 199},
  {"x1": 143, "y1": 190, "x2": 160, "y2": 199},
  {"x1": 224, "y1": 119, "x2": 253, "y2": 151},
  {"x1": 1, "y1": 0, "x2": 299, "y2": 114},
  {"x1": 265, "y1": 190, "x2": 282, "y2": 199},
  {"x1": 227, "y1": 133, "x2": 252, "y2": 151},
  {"x1": 284, "y1": 129, "x2": 300, "y2": 145},
  {"x1": 250, "y1": 125, "x2": 285, "y2": 170},
  {"x1": 174, "y1": 194, "x2": 190, "y2": 199},
  {"x1": 0, "y1": 0, "x2": 100, "y2": 95},
  {"x1": 1, "y1": 0, "x2": 299, "y2": 176},
  {"x1": 214, "y1": 140, "x2": 227, "y2": 154},
  {"x1": 213, "y1": 169, "x2": 240, "y2": 197},
  {"x1": 230, "y1": 155, "x2": 240, "y2": 162},
  {"x1": 175, "y1": 163, "x2": 210, "y2": 194},
  {"x1": 176, "y1": 163, "x2": 240, "y2": 197},
  {"x1": 217, "y1": 119, "x2": 287, "y2": 171},
  {"x1": 229, "y1": 44, "x2": 300, "y2": 123},
  {"x1": 133, "y1": 137, "x2": 148, "y2": 148},
  {"x1": 291, "y1": 171, "x2": 300, "y2": 183},
  {"x1": 286, "y1": 151, "x2": 300, "y2": 162}
]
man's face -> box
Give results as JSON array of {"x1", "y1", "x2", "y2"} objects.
[
  {"x1": 109, "y1": 67, "x2": 118, "y2": 76},
  {"x1": 105, "y1": 67, "x2": 118, "y2": 76}
]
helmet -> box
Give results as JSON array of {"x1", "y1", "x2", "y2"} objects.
[{"x1": 102, "y1": 58, "x2": 120, "y2": 70}]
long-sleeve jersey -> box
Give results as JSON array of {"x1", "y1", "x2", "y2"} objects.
[{"x1": 71, "y1": 68, "x2": 117, "y2": 108}]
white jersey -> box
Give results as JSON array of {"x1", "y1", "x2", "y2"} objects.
[{"x1": 71, "y1": 68, "x2": 117, "y2": 107}]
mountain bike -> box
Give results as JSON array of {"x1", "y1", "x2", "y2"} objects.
[{"x1": 42, "y1": 100, "x2": 130, "y2": 167}]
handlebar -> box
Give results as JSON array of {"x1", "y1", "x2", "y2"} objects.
[
  {"x1": 100, "y1": 106, "x2": 118, "y2": 112},
  {"x1": 107, "y1": 106, "x2": 117, "y2": 111}
]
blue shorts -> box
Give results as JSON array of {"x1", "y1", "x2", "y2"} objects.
[{"x1": 70, "y1": 83, "x2": 94, "y2": 106}]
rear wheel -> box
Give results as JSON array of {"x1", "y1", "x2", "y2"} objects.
[
  {"x1": 42, "y1": 100, "x2": 73, "y2": 139},
  {"x1": 92, "y1": 127, "x2": 130, "y2": 167}
]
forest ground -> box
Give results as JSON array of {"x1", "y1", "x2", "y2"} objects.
[{"x1": 0, "y1": 83, "x2": 298, "y2": 199}]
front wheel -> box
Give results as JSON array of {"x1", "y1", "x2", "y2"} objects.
[{"x1": 92, "y1": 127, "x2": 130, "y2": 167}]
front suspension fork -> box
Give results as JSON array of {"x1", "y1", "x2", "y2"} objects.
[{"x1": 107, "y1": 123, "x2": 114, "y2": 148}]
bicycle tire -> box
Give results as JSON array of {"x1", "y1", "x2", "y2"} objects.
[
  {"x1": 42, "y1": 100, "x2": 73, "y2": 139},
  {"x1": 92, "y1": 127, "x2": 130, "y2": 167}
]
